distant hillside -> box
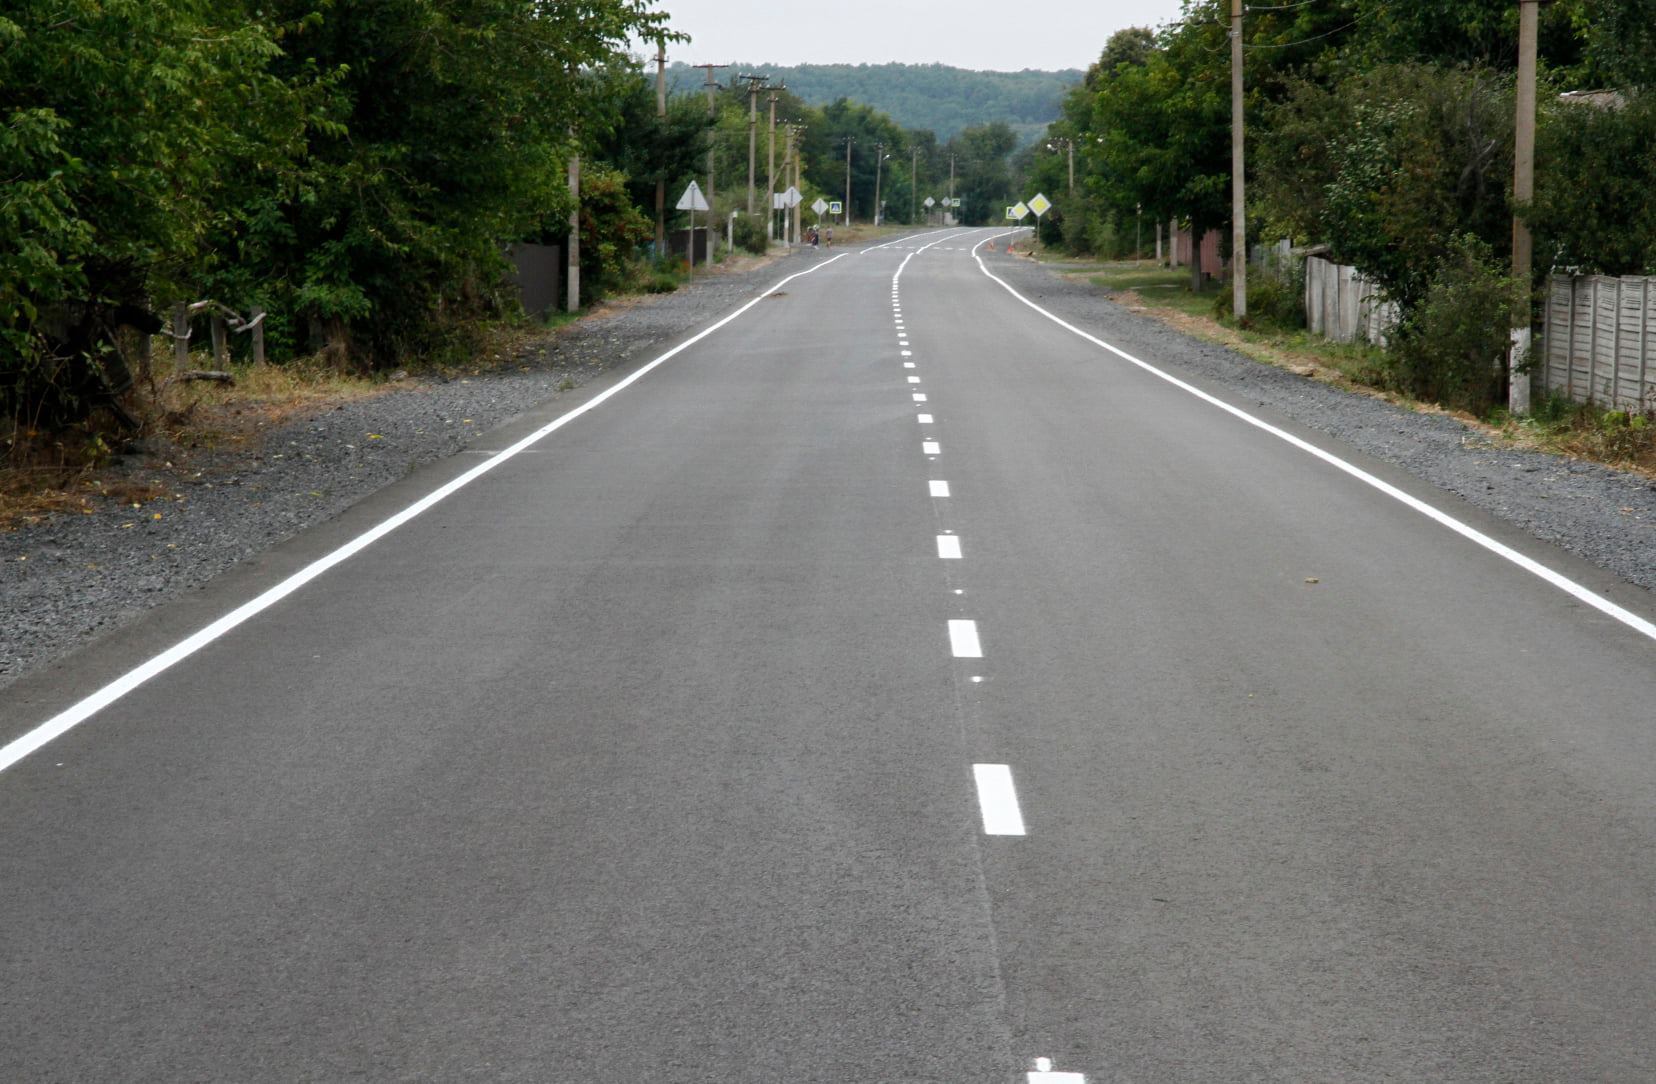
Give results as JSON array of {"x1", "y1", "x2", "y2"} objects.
[{"x1": 669, "y1": 62, "x2": 1082, "y2": 143}]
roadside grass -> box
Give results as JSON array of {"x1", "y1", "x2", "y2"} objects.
[{"x1": 1038, "y1": 254, "x2": 1656, "y2": 478}]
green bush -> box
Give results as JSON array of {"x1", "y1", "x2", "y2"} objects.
[
  {"x1": 1213, "y1": 261, "x2": 1305, "y2": 330},
  {"x1": 1387, "y1": 235, "x2": 1515, "y2": 414},
  {"x1": 732, "y1": 215, "x2": 769, "y2": 255}
]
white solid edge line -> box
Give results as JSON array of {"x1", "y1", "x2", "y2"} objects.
[
  {"x1": 948, "y1": 618, "x2": 983, "y2": 658},
  {"x1": 969, "y1": 240, "x2": 1656, "y2": 647},
  {"x1": 937, "y1": 535, "x2": 963, "y2": 559},
  {"x1": 0, "y1": 254, "x2": 853, "y2": 777},
  {"x1": 973, "y1": 763, "x2": 1026, "y2": 836}
]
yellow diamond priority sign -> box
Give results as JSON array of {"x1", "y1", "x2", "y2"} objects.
[
  {"x1": 1010, "y1": 201, "x2": 1030, "y2": 221},
  {"x1": 1028, "y1": 192, "x2": 1052, "y2": 217}
]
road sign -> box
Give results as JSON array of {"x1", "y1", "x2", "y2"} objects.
[
  {"x1": 924, "y1": 196, "x2": 936, "y2": 208},
  {"x1": 950, "y1": 198, "x2": 962, "y2": 207},
  {"x1": 828, "y1": 200, "x2": 842, "y2": 215},
  {"x1": 812, "y1": 197, "x2": 829, "y2": 216},
  {"x1": 1010, "y1": 201, "x2": 1029, "y2": 221},
  {"x1": 675, "y1": 180, "x2": 710, "y2": 212},
  {"x1": 782, "y1": 186, "x2": 802, "y2": 209},
  {"x1": 1004, "y1": 206, "x2": 1017, "y2": 220},
  {"x1": 1028, "y1": 192, "x2": 1052, "y2": 217}
]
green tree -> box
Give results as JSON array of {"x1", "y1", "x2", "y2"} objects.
[
  {"x1": 1528, "y1": 91, "x2": 1656, "y2": 276},
  {"x1": 2, "y1": 0, "x2": 287, "y2": 418}
]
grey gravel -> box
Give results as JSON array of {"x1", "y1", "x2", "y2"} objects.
[{"x1": 3, "y1": 242, "x2": 1653, "y2": 693}]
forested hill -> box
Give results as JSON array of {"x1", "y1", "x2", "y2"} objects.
[{"x1": 668, "y1": 62, "x2": 1082, "y2": 142}]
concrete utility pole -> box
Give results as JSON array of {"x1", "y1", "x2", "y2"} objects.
[
  {"x1": 790, "y1": 125, "x2": 805, "y2": 244},
  {"x1": 765, "y1": 88, "x2": 781, "y2": 241},
  {"x1": 1230, "y1": 0, "x2": 1247, "y2": 320},
  {"x1": 654, "y1": 40, "x2": 667, "y2": 255},
  {"x1": 948, "y1": 154, "x2": 956, "y2": 225},
  {"x1": 567, "y1": 149, "x2": 580, "y2": 311},
  {"x1": 737, "y1": 73, "x2": 767, "y2": 216},
  {"x1": 1510, "y1": 0, "x2": 1539, "y2": 413},
  {"x1": 843, "y1": 137, "x2": 853, "y2": 227},
  {"x1": 695, "y1": 64, "x2": 728, "y2": 258},
  {"x1": 873, "y1": 142, "x2": 886, "y2": 226},
  {"x1": 911, "y1": 146, "x2": 919, "y2": 223}
]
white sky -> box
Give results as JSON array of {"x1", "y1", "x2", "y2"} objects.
[{"x1": 643, "y1": 0, "x2": 1189, "y2": 73}]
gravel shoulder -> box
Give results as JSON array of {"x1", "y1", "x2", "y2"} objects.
[
  {"x1": 987, "y1": 249, "x2": 1655, "y2": 595},
  {"x1": 4, "y1": 239, "x2": 1653, "y2": 693},
  {"x1": 0, "y1": 252, "x2": 796, "y2": 691}
]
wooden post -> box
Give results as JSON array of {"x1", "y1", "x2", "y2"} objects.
[
  {"x1": 173, "y1": 303, "x2": 189, "y2": 368},
  {"x1": 210, "y1": 315, "x2": 228, "y2": 366},
  {"x1": 251, "y1": 307, "x2": 266, "y2": 366}
]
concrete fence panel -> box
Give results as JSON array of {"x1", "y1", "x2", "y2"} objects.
[{"x1": 1544, "y1": 275, "x2": 1654, "y2": 411}]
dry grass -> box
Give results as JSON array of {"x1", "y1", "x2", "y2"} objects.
[{"x1": 2, "y1": 354, "x2": 384, "y2": 530}]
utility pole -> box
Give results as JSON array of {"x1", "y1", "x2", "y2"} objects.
[
  {"x1": 765, "y1": 88, "x2": 782, "y2": 241},
  {"x1": 873, "y1": 142, "x2": 886, "y2": 226},
  {"x1": 695, "y1": 64, "x2": 728, "y2": 254},
  {"x1": 842, "y1": 137, "x2": 853, "y2": 227},
  {"x1": 567, "y1": 148, "x2": 580, "y2": 311},
  {"x1": 911, "y1": 146, "x2": 919, "y2": 223},
  {"x1": 1230, "y1": 0, "x2": 1247, "y2": 320},
  {"x1": 737, "y1": 73, "x2": 767, "y2": 216},
  {"x1": 948, "y1": 154, "x2": 955, "y2": 225},
  {"x1": 654, "y1": 39, "x2": 667, "y2": 255},
  {"x1": 1510, "y1": 0, "x2": 1539, "y2": 413}
]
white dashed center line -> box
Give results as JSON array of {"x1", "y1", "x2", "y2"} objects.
[
  {"x1": 937, "y1": 535, "x2": 962, "y2": 559},
  {"x1": 929, "y1": 480, "x2": 951, "y2": 497},
  {"x1": 917, "y1": 413, "x2": 933, "y2": 423},
  {"x1": 913, "y1": 392, "x2": 928, "y2": 402},
  {"x1": 972, "y1": 764, "x2": 1026, "y2": 836},
  {"x1": 948, "y1": 619, "x2": 982, "y2": 657},
  {"x1": 908, "y1": 375, "x2": 922, "y2": 384},
  {"x1": 922, "y1": 441, "x2": 941, "y2": 454}
]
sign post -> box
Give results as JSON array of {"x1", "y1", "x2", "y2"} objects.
[
  {"x1": 1027, "y1": 192, "x2": 1051, "y2": 252},
  {"x1": 676, "y1": 180, "x2": 710, "y2": 276}
]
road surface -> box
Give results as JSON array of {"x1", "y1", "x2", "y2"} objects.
[{"x1": 4, "y1": 228, "x2": 1656, "y2": 1081}]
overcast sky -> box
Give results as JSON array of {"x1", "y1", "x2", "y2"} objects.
[{"x1": 644, "y1": 0, "x2": 1188, "y2": 73}]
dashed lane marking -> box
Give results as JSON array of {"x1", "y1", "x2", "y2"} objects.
[
  {"x1": 923, "y1": 441, "x2": 941, "y2": 455},
  {"x1": 937, "y1": 535, "x2": 962, "y2": 559},
  {"x1": 929, "y1": 480, "x2": 951, "y2": 497},
  {"x1": 948, "y1": 619, "x2": 983, "y2": 657},
  {"x1": 972, "y1": 764, "x2": 1025, "y2": 836}
]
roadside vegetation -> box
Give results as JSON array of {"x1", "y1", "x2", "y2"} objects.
[{"x1": 1011, "y1": 0, "x2": 1655, "y2": 470}]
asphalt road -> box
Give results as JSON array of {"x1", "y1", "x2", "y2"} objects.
[{"x1": 4, "y1": 228, "x2": 1656, "y2": 1082}]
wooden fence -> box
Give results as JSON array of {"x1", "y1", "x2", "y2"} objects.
[
  {"x1": 1304, "y1": 256, "x2": 1398, "y2": 347},
  {"x1": 1542, "y1": 275, "x2": 1655, "y2": 411}
]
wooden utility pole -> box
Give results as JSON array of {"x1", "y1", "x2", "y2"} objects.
[
  {"x1": 1510, "y1": 0, "x2": 1539, "y2": 413},
  {"x1": 1230, "y1": 0, "x2": 1247, "y2": 320},
  {"x1": 654, "y1": 40, "x2": 667, "y2": 254}
]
